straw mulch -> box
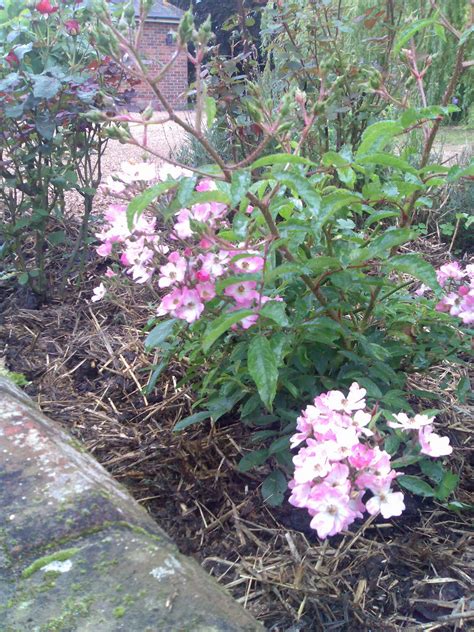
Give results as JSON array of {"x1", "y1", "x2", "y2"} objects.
[{"x1": 0, "y1": 238, "x2": 473, "y2": 632}]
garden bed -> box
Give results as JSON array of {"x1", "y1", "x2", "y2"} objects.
[{"x1": 0, "y1": 238, "x2": 472, "y2": 631}]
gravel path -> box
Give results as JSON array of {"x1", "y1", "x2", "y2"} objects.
[{"x1": 66, "y1": 111, "x2": 194, "y2": 219}]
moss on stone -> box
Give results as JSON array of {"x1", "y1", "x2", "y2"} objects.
[
  {"x1": 21, "y1": 548, "x2": 80, "y2": 579},
  {"x1": 113, "y1": 605, "x2": 126, "y2": 618}
]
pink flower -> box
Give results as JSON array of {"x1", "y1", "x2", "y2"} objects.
[
  {"x1": 96, "y1": 242, "x2": 113, "y2": 257},
  {"x1": 307, "y1": 488, "x2": 355, "y2": 539},
  {"x1": 105, "y1": 267, "x2": 116, "y2": 278},
  {"x1": 224, "y1": 281, "x2": 259, "y2": 304},
  {"x1": 91, "y1": 283, "x2": 106, "y2": 302},
  {"x1": 436, "y1": 262, "x2": 465, "y2": 287},
  {"x1": 325, "y1": 382, "x2": 367, "y2": 414},
  {"x1": 323, "y1": 463, "x2": 351, "y2": 494},
  {"x1": 196, "y1": 178, "x2": 216, "y2": 192},
  {"x1": 231, "y1": 255, "x2": 265, "y2": 274},
  {"x1": 350, "y1": 410, "x2": 373, "y2": 436},
  {"x1": 200, "y1": 252, "x2": 229, "y2": 278},
  {"x1": 173, "y1": 209, "x2": 193, "y2": 240},
  {"x1": 196, "y1": 282, "x2": 216, "y2": 302},
  {"x1": 288, "y1": 480, "x2": 313, "y2": 508},
  {"x1": 366, "y1": 486, "x2": 405, "y2": 519},
  {"x1": 388, "y1": 413, "x2": 434, "y2": 431},
  {"x1": 36, "y1": 0, "x2": 58, "y2": 14},
  {"x1": 458, "y1": 291, "x2": 474, "y2": 325},
  {"x1": 65, "y1": 19, "x2": 80, "y2": 35},
  {"x1": 293, "y1": 446, "x2": 331, "y2": 483},
  {"x1": 348, "y1": 444, "x2": 376, "y2": 470},
  {"x1": 418, "y1": 425, "x2": 452, "y2": 457},
  {"x1": 158, "y1": 253, "x2": 187, "y2": 288},
  {"x1": 175, "y1": 287, "x2": 204, "y2": 323},
  {"x1": 157, "y1": 288, "x2": 184, "y2": 317}
]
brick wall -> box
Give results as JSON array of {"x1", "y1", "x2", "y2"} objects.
[{"x1": 134, "y1": 22, "x2": 188, "y2": 110}]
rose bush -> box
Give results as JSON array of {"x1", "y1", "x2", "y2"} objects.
[{"x1": 86, "y1": 2, "x2": 472, "y2": 533}]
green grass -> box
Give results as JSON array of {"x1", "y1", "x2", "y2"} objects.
[{"x1": 437, "y1": 125, "x2": 474, "y2": 146}]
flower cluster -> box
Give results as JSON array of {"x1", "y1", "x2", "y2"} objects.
[
  {"x1": 417, "y1": 262, "x2": 474, "y2": 326},
  {"x1": 94, "y1": 165, "x2": 280, "y2": 328},
  {"x1": 288, "y1": 383, "x2": 452, "y2": 539},
  {"x1": 93, "y1": 161, "x2": 170, "y2": 292},
  {"x1": 154, "y1": 178, "x2": 279, "y2": 327},
  {"x1": 387, "y1": 412, "x2": 452, "y2": 457}
]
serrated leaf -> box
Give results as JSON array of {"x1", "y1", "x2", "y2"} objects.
[
  {"x1": 174, "y1": 410, "x2": 211, "y2": 431},
  {"x1": 356, "y1": 120, "x2": 404, "y2": 157},
  {"x1": 367, "y1": 228, "x2": 414, "y2": 259},
  {"x1": 261, "y1": 470, "x2": 287, "y2": 506},
  {"x1": 435, "y1": 471, "x2": 459, "y2": 501},
  {"x1": 359, "y1": 153, "x2": 417, "y2": 174},
  {"x1": 248, "y1": 336, "x2": 278, "y2": 411},
  {"x1": 384, "y1": 254, "x2": 440, "y2": 290},
  {"x1": 202, "y1": 309, "x2": 254, "y2": 352},
  {"x1": 397, "y1": 474, "x2": 435, "y2": 497},
  {"x1": 259, "y1": 301, "x2": 289, "y2": 327},
  {"x1": 272, "y1": 172, "x2": 322, "y2": 215},
  {"x1": 420, "y1": 459, "x2": 444, "y2": 484}
]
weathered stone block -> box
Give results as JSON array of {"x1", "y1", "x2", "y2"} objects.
[{"x1": 0, "y1": 378, "x2": 262, "y2": 631}]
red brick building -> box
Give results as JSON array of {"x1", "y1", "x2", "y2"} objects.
[{"x1": 128, "y1": 1, "x2": 189, "y2": 110}]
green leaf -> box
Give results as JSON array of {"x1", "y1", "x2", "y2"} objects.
[
  {"x1": 127, "y1": 181, "x2": 177, "y2": 228},
  {"x1": 204, "y1": 95, "x2": 217, "y2": 128},
  {"x1": 384, "y1": 435, "x2": 401, "y2": 456},
  {"x1": 174, "y1": 411, "x2": 211, "y2": 432},
  {"x1": 261, "y1": 470, "x2": 287, "y2": 506},
  {"x1": 35, "y1": 111, "x2": 55, "y2": 140},
  {"x1": 356, "y1": 120, "x2": 404, "y2": 157},
  {"x1": 394, "y1": 18, "x2": 436, "y2": 55},
  {"x1": 33, "y1": 75, "x2": 61, "y2": 99},
  {"x1": 202, "y1": 309, "x2": 254, "y2": 352},
  {"x1": 238, "y1": 449, "x2": 268, "y2": 472},
  {"x1": 176, "y1": 176, "x2": 198, "y2": 207},
  {"x1": 420, "y1": 459, "x2": 444, "y2": 484},
  {"x1": 230, "y1": 170, "x2": 251, "y2": 207},
  {"x1": 273, "y1": 172, "x2": 321, "y2": 215},
  {"x1": 364, "y1": 210, "x2": 399, "y2": 228},
  {"x1": 251, "y1": 153, "x2": 314, "y2": 169},
  {"x1": 322, "y1": 151, "x2": 349, "y2": 168},
  {"x1": 359, "y1": 153, "x2": 417, "y2": 174},
  {"x1": 435, "y1": 471, "x2": 459, "y2": 501},
  {"x1": 248, "y1": 336, "x2": 278, "y2": 411},
  {"x1": 384, "y1": 254, "x2": 440, "y2": 290},
  {"x1": 397, "y1": 475, "x2": 435, "y2": 497},
  {"x1": 145, "y1": 319, "x2": 177, "y2": 351},
  {"x1": 367, "y1": 228, "x2": 414, "y2": 259},
  {"x1": 268, "y1": 435, "x2": 291, "y2": 455},
  {"x1": 259, "y1": 301, "x2": 289, "y2": 327}
]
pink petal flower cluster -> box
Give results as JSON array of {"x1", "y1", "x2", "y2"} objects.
[
  {"x1": 288, "y1": 383, "x2": 406, "y2": 539},
  {"x1": 388, "y1": 413, "x2": 452, "y2": 457},
  {"x1": 95, "y1": 202, "x2": 166, "y2": 284},
  {"x1": 156, "y1": 178, "x2": 280, "y2": 326},
  {"x1": 418, "y1": 262, "x2": 474, "y2": 326}
]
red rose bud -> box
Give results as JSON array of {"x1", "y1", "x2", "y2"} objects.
[
  {"x1": 36, "y1": 0, "x2": 58, "y2": 14},
  {"x1": 65, "y1": 19, "x2": 80, "y2": 35},
  {"x1": 5, "y1": 50, "x2": 19, "y2": 67}
]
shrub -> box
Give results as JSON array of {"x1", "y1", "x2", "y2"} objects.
[
  {"x1": 0, "y1": 0, "x2": 132, "y2": 297},
  {"x1": 88, "y1": 3, "x2": 473, "y2": 534}
]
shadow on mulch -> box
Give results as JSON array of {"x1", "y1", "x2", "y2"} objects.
[{"x1": 0, "y1": 254, "x2": 473, "y2": 632}]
